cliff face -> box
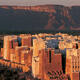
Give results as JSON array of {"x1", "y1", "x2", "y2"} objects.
[{"x1": 0, "y1": 5, "x2": 80, "y2": 31}]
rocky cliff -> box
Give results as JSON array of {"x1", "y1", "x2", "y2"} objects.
[{"x1": 0, "y1": 5, "x2": 80, "y2": 31}]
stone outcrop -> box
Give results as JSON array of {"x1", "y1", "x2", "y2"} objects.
[{"x1": 0, "y1": 5, "x2": 80, "y2": 31}]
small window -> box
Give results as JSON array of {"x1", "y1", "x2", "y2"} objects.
[
  {"x1": 78, "y1": 66, "x2": 79, "y2": 68},
  {"x1": 75, "y1": 66, "x2": 77, "y2": 68},
  {"x1": 76, "y1": 43, "x2": 78, "y2": 49}
]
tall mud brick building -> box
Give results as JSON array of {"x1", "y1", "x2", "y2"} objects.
[
  {"x1": 32, "y1": 38, "x2": 68, "y2": 80},
  {"x1": 66, "y1": 49, "x2": 80, "y2": 80},
  {"x1": 1, "y1": 34, "x2": 32, "y2": 72}
]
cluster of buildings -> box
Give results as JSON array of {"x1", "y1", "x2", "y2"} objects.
[{"x1": 0, "y1": 33, "x2": 80, "y2": 80}]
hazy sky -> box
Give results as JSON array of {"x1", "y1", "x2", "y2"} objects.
[{"x1": 0, "y1": 0, "x2": 80, "y2": 6}]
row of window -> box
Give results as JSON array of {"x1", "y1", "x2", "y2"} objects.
[{"x1": 73, "y1": 66, "x2": 80, "y2": 68}]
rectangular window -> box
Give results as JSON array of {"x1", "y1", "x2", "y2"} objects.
[
  {"x1": 49, "y1": 50, "x2": 51, "y2": 63},
  {"x1": 17, "y1": 37, "x2": 22, "y2": 46},
  {"x1": 11, "y1": 41, "x2": 13, "y2": 48}
]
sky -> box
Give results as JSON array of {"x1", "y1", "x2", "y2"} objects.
[{"x1": 0, "y1": 0, "x2": 80, "y2": 6}]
